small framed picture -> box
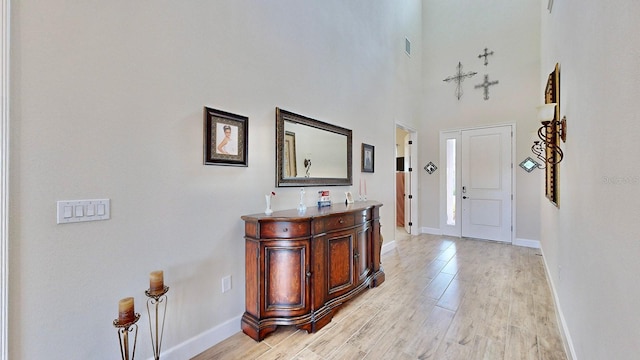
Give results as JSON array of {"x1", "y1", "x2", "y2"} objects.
[
  {"x1": 361, "y1": 143, "x2": 375, "y2": 173},
  {"x1": 204, "y1": 107, "x2": 248, "y2": 167},
  {"x1": 345, "y1": 191, "x2": 354, "y2": 204}
]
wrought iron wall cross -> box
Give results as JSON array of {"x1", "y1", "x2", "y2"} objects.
[
  {"x1": 475, "y1": 74, "x2": 499, "y2": 100},
  {"x1": 443, "y1": 62, "x2": 477, "y2": 100},
  {"x1": 478, "y1": 47, "x2": 494, "y2": 66}
]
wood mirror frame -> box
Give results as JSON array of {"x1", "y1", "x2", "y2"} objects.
[{"x1": 276, "y1": 108, "x2": 352, "y2": 187}]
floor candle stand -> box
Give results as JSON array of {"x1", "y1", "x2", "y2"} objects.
[
  {"x1": 145, "y1": 286, "x2": 169, "y2": 360},
  {"x1": 113, "y1": 313, "x2": 141, "y2": 360}
]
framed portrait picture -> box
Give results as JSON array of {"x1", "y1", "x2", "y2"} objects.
[
  {"x1": 204, "y1": 107, "x2": 248, "y2": 166},
  {"x1": 361, "y1": 143, "x2": 375, "y2": 173}
]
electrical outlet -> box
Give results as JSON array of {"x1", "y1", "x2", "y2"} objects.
[{"x1": 221, "y1": 275, "x2": 232, "y2": 293}]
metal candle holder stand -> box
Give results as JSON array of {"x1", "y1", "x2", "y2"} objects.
[
  {"x1": 145, "y1": 286, "x2": 169, "y2": 360},
  {"x1": 113, "y1": 313, "x2": 141, "y2": 360}
]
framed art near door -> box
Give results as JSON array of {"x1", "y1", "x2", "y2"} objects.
[{"x1": 361, "y1": 143, "x2": 375, "y2": 173}]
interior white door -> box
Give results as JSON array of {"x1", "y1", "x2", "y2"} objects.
[
  {"x1": 461, "y1": 126, "x2": 512, "y2": 242},
  {"x1": 403, "y1": 133, "x2": 411, "y2": 234}
]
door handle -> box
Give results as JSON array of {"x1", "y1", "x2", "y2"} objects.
[{"x1": 463, "y1": 196, "x2": 469, "y2": 199}]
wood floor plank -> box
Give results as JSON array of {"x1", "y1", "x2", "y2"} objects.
[
  {"x1": 432, "y1": 339, "x2": 472, "y2": 360},
  {"x1": 256, "y1": 328, "x2": 325, "y2": 360},
  {"x1": 292, "y1": 349, "x2": 325, "y2": 360},
  {"x1": 191, "y1": 332, "x2": 271, "y2": 360},
  {"x1": 305, "y1": 303, "x2": 380, "y2": 358},
  {"x1": 509, "y1": 289, "x2": 537, "y2": 333},
  {"x1": 437, "y1": 278, "x2": 468, "y2": 311},
  {"x1": 329, "y1": 302, "x2": 406, "y2": 359},
  {"x1": 469, "y1": 335, "x2": 505, "y2": 360},
  {"x1": 505, "y1": 325, "x2": 539, "y2": 360},
  {"x1": 423, "y1": 272, "x2": 455, "y2": 300},
  {"x1": 261, "y1": 327, "x2": 300, "y2": 348},
  {"x1": 405, "y1": 305, "x2": 456, "y2": 359},
  {"x1": 444, "y1": 311, "x2": 477, "y2": 347}
]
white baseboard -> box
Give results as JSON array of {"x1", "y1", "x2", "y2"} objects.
[
  {"x1": 381, "y1": 240, "x2": 396, "y2": 254},
  {"x1": 539, "y1": 248, "x2": 577, "y2": 360},
  {"x1": 513, "y1": 238, "x2": 541, "y2": 248},
  {"x1": 150, "y1": 315, "x2": 242, "y2": 360},
  {"x1": 420, "y1": 227, "x2": 441, "y2": 235}
]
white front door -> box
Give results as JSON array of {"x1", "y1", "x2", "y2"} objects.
[{"x1": 460, "y1": 126, "x2": 512, "y2": 242}]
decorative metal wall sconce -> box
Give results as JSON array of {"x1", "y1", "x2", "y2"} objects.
[
  {"x1": 535, "y1": 63, "x2": 563, "y2": 207},
  {"x1": 531, "y1": 103, "x2": 567, "y2": 168}
]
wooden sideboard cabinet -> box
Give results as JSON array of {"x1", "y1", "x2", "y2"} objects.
[{"x1": 241, "y1": 201, "x2": 385, "y2": 341}]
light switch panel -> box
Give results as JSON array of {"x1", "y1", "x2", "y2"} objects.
[{"x1": 57, "y1": 199, "x2": 110, "y2": 224}]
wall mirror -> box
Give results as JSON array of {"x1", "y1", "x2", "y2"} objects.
[{"x1": 276, "y1": 108, "x2": 352, "y2": 187}]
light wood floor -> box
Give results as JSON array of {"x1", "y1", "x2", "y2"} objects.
[{"x1": 193, "y1": 232, "x2": 568, "y2": 360}]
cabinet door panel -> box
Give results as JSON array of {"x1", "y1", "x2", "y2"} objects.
[
  {"x1": 356, "y1": 226, "x2": 372, "y2": 283},
  {"x1": 326, "y1": 230, "x2": 354, "y2": 297},
  {"x1": 263, "y1": 241, "x2": 309, "y2": 316}
]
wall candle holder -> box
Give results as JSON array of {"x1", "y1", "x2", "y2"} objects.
[
  {"x1": 113, "y1": 313, "x2": 141, "y2": 360},
  {"x1": 145, "y1": 286, "x2": 169, "y2": 360}
]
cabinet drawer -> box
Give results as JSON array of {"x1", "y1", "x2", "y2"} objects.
[
  {"x1": 260, "y1": 221, "x2": 310, "y2": 239},
  {"x1": 357, "y1": 209, "x2": 372, "y2": 224},
  {"x1": 315, "y1": 214, "x2": 355, "y2": 233}
]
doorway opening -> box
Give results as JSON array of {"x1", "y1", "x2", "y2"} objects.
[{"x1": 395, "y1": 124, "x2": 418, "y2": 238}]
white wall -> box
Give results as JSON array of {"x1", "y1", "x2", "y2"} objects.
[
  {"x1": 8, "y1": 1, "x2": 422, "y2": 359},
  {"x1": 540, "y1": 1, "x2": 640, "y2": 359},
  {"x1": 420, "y1": 0, "x2": 542, "y2": 241}
]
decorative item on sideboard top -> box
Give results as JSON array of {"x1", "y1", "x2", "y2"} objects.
[
  {"x1": 317, "y1": 190, "x2": 331, "y2": 207},
  {"x1": 358, "y1": 178, "x2": 368, "y2": 201},
  {"x1": 345, "y1": 191, "x2": 354, "y2": 204},
  {"x1": 298, "y1": 188, "x2": 306, "y2": 213},
  {"x1": 264, "y1": 192, "x2": 276, "y2": 215}
]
